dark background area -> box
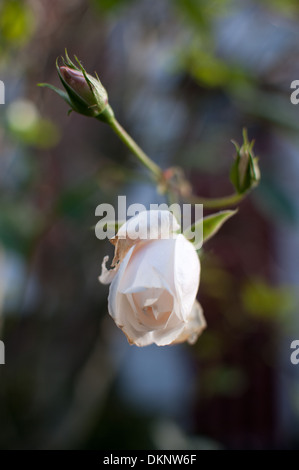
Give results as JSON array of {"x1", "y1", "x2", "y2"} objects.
[{"x1": 0, "y1": 0, "x2": 299, "y2": 449}]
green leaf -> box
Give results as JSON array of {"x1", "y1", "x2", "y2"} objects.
[
  {"x1": 185, "y1": 210, "x2": 237, "y2": 248},
  {"x1": 202, "y1": 210, "x2": 237, "y2": 243}
]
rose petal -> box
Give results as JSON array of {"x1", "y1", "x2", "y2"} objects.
[
  {"x1": 110, "y1": 210, "x2": 181, "y2": 267},
  {"x1": 98, "y1": 255, "x2": 118, "y2": 285},
  {"x1": 173, "y1": 235, "x2": 200, "y2": 321},
  {"x1": 172, "y1": 300, "x2": 206, "y2": 345}
]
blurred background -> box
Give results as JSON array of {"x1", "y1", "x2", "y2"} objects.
[{"x1": 0, "y1": 0, "x2": 299, "y2": 450}]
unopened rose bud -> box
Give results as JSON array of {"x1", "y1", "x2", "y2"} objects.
[
  {"x1": 39, "y1": 51, "x2": 114, "y2": 122},
  {"x1": 59, "y1": 65, "x2": 108, "y2": 117},
  {"x1": 230, "y1": 129, "x2": 260, "y2": 194}
]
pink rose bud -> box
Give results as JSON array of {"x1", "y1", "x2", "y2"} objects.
[
  {"x1": 39, "y1": 52, "x2": 114, "y2": 122},
  {"x1": 59, "y1": 65, "x2": 108, "y2": 117}
]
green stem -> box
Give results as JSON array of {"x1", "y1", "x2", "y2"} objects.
[
  {"x1": 187, "y1": 191, "x2": 246, "y2": 209},
  {"x1": 109, "y1": 118, "x2": 163, "y2": 181},
  {"x1": 100, "y1": 111, "x2": 248, "y2": 209}
]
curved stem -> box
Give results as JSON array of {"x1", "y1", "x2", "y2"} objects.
[
  {"x1": 105, "y1": 116, "x2": 248, "y2": 209},
  {"x1": 109, "y1": 118, "x2": 163, "y2": 181},
  {"x1": 186, "y1": 191, "x2": 246, "y2": 209}
]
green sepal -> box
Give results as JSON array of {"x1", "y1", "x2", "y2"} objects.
[
  {"x1": 37, "y1": 82, "x2": 73, "y2": 108},
  {"x1": 230, "y1": 129, "x2": 260, "y2": 194}
]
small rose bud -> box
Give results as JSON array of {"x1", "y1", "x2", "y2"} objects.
[
  {"x1": 39, "y1": 51, "x2": 114, "y2": 122},
  {"x1": 230, "y1": 129, "x2": 260, "y2": 194},
  {"x1": 59, "y1": 65, "x2": 108, "y2": 117}
]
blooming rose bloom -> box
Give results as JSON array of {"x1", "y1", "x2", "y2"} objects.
[{"x1": 99, "y1": 210, "x2": 206, "y2": 346}]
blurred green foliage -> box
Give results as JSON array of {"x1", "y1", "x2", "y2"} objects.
[
  {"x1": 0, "y1": 0, "x2": 35, "y2": 56},
  {"x1": 241, "y1": 279, "x2": 295, "y2": 319},
  {"x1": 6, "y1": 99, "x2": 60, "y2": 149},
  {"x1": 0, "y1": 201, "x2": 41, "y2": 255},
  {"x1": 175, "y1": 0, "x2": 233, "y2": 27},
  {"x1": 202, "y1": 366, "x2": 247, "y2": 398},
  {"x1": 183, "y1": 47, "x2": 250, "y2": 89},
  {"x1": 261, "y1": 0, "x2": 299, "y2": 16},
  {"x1": 92, "y1": 0, "x2": 135, "y2": 13}
]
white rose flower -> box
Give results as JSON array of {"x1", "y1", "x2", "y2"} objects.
[{"x1": 99, "y1": 210, "x2": 206, "y2": 347}]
